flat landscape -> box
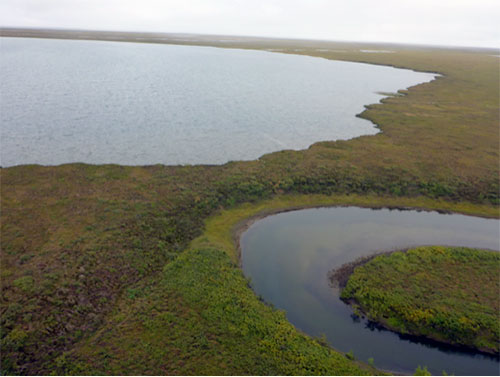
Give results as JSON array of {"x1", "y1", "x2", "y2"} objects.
[
  {"x1": 338, "y1": 246, "x2": 499, "y2": 354},
  {"x1": 1, "y1": 28, "x2": 499, "y2": 375}
]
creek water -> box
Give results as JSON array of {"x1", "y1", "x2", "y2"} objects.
[
  {"x1": 1, "y1": 37, "x2": 435, "y2": 167},
  {"x1": 240, "y1": 207, "x2": 500, "y2": 375}
]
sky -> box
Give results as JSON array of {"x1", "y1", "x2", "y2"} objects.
[{"x1": 1, "y1": 0, "x2": 499, "y2": 48}]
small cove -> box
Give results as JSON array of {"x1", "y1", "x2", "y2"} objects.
[
  {"x1": 1, "y1": 37, "x2": 436, "y2": 167},
  {"x1": 240, "y1": 207, "x2": 500, "y2": 375}
]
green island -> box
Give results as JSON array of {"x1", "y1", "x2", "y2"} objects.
[
  {"x1": 1, "y1": 29, "x2": 499, "y2": 375},
  {"x1": 339, "y1": 246, "x2": 500, "y2": 355}
]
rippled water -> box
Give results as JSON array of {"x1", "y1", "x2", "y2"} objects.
[
  {"x1": 0, "y1": 37, "x2": 435, "y2": 167},
  {"x1": 241, "y1": 207, "x2": 500, "y2": 375}
]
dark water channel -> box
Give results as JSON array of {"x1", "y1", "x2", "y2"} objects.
[{"x1": 240, "y1": 207, "x2": 500, "y2": 375}]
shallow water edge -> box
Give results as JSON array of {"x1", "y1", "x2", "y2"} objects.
[{"x1": 239, "y1": 205, "x2": 499, "y2": 375}]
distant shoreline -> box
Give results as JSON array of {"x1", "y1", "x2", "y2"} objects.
[{"x1": 1, "y1": 27, "x2": 497, "y2": 53}]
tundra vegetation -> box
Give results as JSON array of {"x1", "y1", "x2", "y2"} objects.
[
  {"x1": 339, "y1": 246, "x2": 500, "y2": 355},
  {"x1": 0, "y1": 29, "x2": 499, "y2": 374}
]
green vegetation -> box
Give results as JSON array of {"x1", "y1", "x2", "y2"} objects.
[
  {"x1": 53, "y1": 248, "x2": 377, "y2": 375},
  {"x1": 340, "y1": 246, "x2": 500, "y2": 354},
  {"x1": 1, "y1": 33, "x2": 499, "y2": 374},
  {"x1": 415, "y1": 365, "x2": 432, "y2": 376}
]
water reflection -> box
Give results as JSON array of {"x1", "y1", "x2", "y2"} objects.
[{"x1": 241, "y1": 207, "x2": 499, "y2": 375}]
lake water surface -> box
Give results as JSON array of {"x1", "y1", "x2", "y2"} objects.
[
  {"x1": 241, "y1": 207, "x2": 500, "y2": 375},
  {"x1": 0, "y1": 37, "x2": 436, "y2": 167}
]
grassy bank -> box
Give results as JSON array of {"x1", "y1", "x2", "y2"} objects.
[
  {"x1": 19, "y1": 196, "x2": 494, "y2": 375},
  {"x1": 1, "y1": 31, "x2": 499, "y2": 374},
  {"x1": 189, "y1": 194, "x2": 498, "y2": 263},
  {"x1": 52, "y1": 247, "x2": 379, "y2": 375},
  {"x1": 339, "y1": 246, "x2": 500, "y2": 354}
]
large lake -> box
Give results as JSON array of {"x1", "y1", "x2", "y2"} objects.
[
  {"x1": 241, "y1": 207, "x2": 500, "y2": 375},
  {"x1": 0, "y1": 37, "x2": 435, "y2": 167}
]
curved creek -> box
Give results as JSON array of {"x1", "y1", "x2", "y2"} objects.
[{"x1": 240, "y1": 207, "x2": 499, "y2": 375}]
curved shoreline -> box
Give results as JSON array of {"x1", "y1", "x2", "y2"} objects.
[
  {"x1": 345, "y1": 296, "x2": 500, "y2": 357},
  {"x1": 330, "y1": 246, "x2": 500, "y2": 357},
  {"x1": 232, "y1": 202, "x2": 498, "y2": 265},
  {"x1": 0, "y1": 29, "x2": 441, "y2": 168},
  {"x1": 2, "y1": 29, "x2": 498, "y2": 376},
  {"x1": 234, "y1": 205, "x2": 500, "y2": 375}
]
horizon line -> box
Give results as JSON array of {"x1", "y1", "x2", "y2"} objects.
[{"x1": 1, "y1": 25, "x2": 499, "y2": 51}]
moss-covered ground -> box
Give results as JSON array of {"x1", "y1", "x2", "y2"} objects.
[
  {"x1": 1, "y1": 29, "x2": 499, "y2": 374},
  {"x1": 340, "y1": 246, "x2": 500, "y2": 354}
]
